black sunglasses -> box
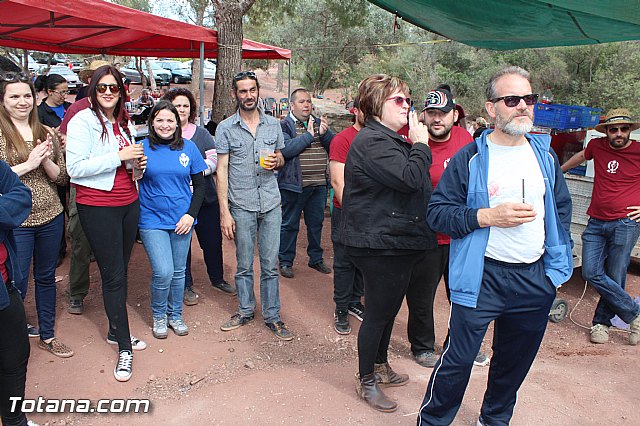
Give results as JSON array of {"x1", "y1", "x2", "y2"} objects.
[
  {"x1": 1, "y1": 72, "x2": 30, "y2": 83},
  {"x1": 233, "y1": 71, "x2": 257, "y2": 81},
  {"x1": 490, "y1": 94, "x2": 539, "y2": 107}
]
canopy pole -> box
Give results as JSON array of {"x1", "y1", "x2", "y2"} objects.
[
  {"x1": 287, "y1": 59, "x2": 291, "y2": 101},
  {"x1": 199, "y1": 41, "x2": 205, "y2": 127}
]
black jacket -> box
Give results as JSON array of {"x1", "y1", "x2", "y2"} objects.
[
  {"x1": 340, "y1": 120, "x2": 436, "y2": 252},
  {"x1": 37, "y1": 99, "x2": 71, "y2": 128}
]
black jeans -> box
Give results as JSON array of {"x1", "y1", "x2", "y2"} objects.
[
  {"x1": 185, "y1": 201, "x2": 224, "y2": 288},
  {"x1": 406, "y1": 244, "x2": 449, "y2": 355},
  {"x1": 350, "y1": 250, "x2": 425, "y2": 376},
  {"x1": 0, "y1": 287, "x2": 29, "y2": 426},
  {"x1": 331, "y1": 207, "x2": 363, "y2": 311},
  {"x1": 77, "y1": 201, "x2": 139, "y2": 352}
]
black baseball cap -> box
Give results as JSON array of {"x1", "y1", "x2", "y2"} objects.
[{"x1": 423, "y1": 89, "x2": 455, "y2": 113}]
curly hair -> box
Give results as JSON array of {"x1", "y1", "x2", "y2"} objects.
[{"x1": 161, "y1": 87, "x2": 197, "y2": 124}]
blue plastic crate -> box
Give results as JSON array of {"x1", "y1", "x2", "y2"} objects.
[
  {"x1": 533, "y1": 103, "x2": 581, "y2": 130},
  {"x1": 575, "y1": 106, "x2": 602, "y2": 128}
]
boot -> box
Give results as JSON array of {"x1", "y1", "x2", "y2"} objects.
[
  {"x1": 355, "y1": 372, "x2": 398, "y2": 412},
  {"x1": 374, "y1": 362, "x2": 409, "y2": 387}
]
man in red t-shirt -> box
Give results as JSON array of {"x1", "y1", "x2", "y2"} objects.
[
  {"x1": 406, "y1": 88, "x2": 489, "y2": 368},
  {"x1": 561, "y1": 108, "x2": 640, "y2": 345},
  {"x1": 328, "y1": 99, "x2": 365, "y2": 335}
]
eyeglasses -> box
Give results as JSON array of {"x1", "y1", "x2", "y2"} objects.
[
  {"x1": 607, "y1": 125, "x2": 630, "y2": 133},
  {"x1": 96, "y1": 83, "x2": 119, "y2": 94},
  {"x1": 386, "y1": 96, "x2": 411, "y2": 107},
  {"x1": 51, "y1": 89, "x2": 69, "y2": 96},
  {"x1": 490, "y1": 94, "x2": 539, "y2": 107},
  {"x1": 233, "y1": 71, "x2": 257, "y2": 81},
  {"x1": 1, "y1": 72, "x2": 30, "y2": 83}
]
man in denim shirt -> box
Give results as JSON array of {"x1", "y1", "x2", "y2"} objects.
[{"x1": 215, "y1": 71, "x2": 293, "y2": 341}]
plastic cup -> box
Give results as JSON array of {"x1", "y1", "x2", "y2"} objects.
[{"x1": 260, "y1": 148, "x2": 273, "y2": 168}]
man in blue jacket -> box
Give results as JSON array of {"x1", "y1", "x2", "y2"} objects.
[
  {"x1": 278, "y1": 88, "x2": 334, "y2": 278},
  {"x1": 417, "y1": 67, "x2": 573, "y2": 426}
]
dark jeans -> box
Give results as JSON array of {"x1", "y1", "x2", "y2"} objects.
[
  {"x1": 582, "y1": 217, "x2": 640, "y2": 326},
  {"x1": 57, "y1": 183, "x2": 68, "y2": 258},
  {"x1": 279, "y1": 186, "x2": 327, "y2": 267},
  {"x1": 68, "y1": 187, "x2": 92, "y2": 301},
  {"x1": 331, "y1": 207, "x2": 363, "y2": 311},
  {"x1": 77, "y1": 201, "x2": 139, "y2": 352},
  {"x1": 0, "y1": 287, "x2": 29, "y2": 426},
  {"x1": 14, "y1": 213, "x2": 64, "y2": 341},
  {"x1": 185, "y1": 201, "x2": 224, "y2": 289},
  {"x1": 418, "y1": 257, "x2": 556, "y2": 425},
  {"x1": 406, "y1": 245, "x2": 449, "y2": 355},
  {"x1": 350, "y1": 250, "x2": 425, "y2": 376}
]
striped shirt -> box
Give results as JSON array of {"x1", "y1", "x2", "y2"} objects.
[
  {"x1": 215, "y1": 109, "x2": 285, "y2": 213},
  {"x1": 294, "y1": 119, "x2": 328, "y2": 187}
]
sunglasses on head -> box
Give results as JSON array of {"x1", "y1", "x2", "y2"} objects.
[
  {"x1": 233, "y1": 71, "x2": 257, "y2": 81},
  {"x1": 387, "y1": 96, "x2": 411, "y2": 107},
  {"x1": 96, "y1": 83, "x2": 119, "y2": 94},
  {"x1": 607, "y1": 125, "x2": 630, "y2": 133},
  {"x1": 2, "y1": 72, "x2": 30, "y2": 83},
  {"x1": 490, "y1": 93, "x2": 539, "y2": 107}
]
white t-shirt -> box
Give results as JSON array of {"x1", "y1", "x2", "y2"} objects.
[{"x1": 485, "y1": 140, "x2": 546, "y2": 263}]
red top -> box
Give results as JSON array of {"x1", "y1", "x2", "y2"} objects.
[
  {"x1": 584, "y1": 137, "x2": 640, "y2": 221},
  {"x1": 329, "y1": 126, "x2": 359, "y2": 209},
  {"x1": 75, "y1": 125, "x2": 138, "y2": 207},
  {"x1": 0, "y1": 242, "x2": 8, "y2": 284},
  {"x1": 429, "y1": 126, "x2": 474, "y2": 244}
]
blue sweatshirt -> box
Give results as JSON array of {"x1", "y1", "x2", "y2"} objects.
[{"x1": 427, "y1": 130, "x2": 573, "y2": 308}]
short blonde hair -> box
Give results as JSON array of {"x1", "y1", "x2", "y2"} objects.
[{"x1": 358, "y1": 74, "x2": 409, "y2": 123}]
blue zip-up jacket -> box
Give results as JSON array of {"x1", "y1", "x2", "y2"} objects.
[
  {"x1": 427, "y1": 130, "x2": 573, "y2": 308},
  {"x1": 278, "y1": 114, "x2": 334, "y2": 193},
  {"x1": 0, "y1": 159, "x2": 33, "y2": 309}
]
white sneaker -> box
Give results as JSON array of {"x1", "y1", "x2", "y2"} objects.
[
  {"x1": 114, "y1": 350, "x2": 133, "y2": 382},
  {"x1": 107, "y1": 334, "x2": 147, "y2": 351},
  {"x1": 168, "y1": 318, "x2": 189, "y2": 336}
]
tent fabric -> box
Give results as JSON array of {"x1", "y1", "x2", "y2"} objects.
[
  {"x1": 0, "y1": 0, "x2": 291, "y2": 59},
  {"x1": 368, "y1": 0, "x2": 640, "y2": 50}
]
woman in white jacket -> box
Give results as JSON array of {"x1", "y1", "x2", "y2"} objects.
[{"x1": 66, "y1": 65, "x2": 147, "y2": 382}]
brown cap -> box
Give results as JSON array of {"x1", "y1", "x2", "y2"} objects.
[{"x1": 78, "y1": 60, "x2": 110, "y2": 83}]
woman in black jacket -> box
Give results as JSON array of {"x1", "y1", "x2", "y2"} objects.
[
  {"x1": 35, "y1": 74, "x2": 71, "y2": 128},
  {"x1": 340, "y1": 74, "x2": 435, "y2": 412}
]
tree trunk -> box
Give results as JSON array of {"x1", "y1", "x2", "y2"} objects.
[
  {"x1": 211, "y1": 0, "x2": 256, "y2": 124},
  {"x1": 144, "y1": 57, "x2": 157, "y2": 91},
  {"x1": 276, "y1": 61, "x2": 284, "y2": 92},
  {"x1": 190, "y1": 4, "x2": 207, "y2": 102}
]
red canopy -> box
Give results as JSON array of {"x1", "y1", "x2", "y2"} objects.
[{"x1": 0, "y1": 0, "x2": 291, "y2": 59}]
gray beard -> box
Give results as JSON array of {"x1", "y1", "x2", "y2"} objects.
[{"x1": 497, "y1": 115, "x2": 533, "y2": 136}]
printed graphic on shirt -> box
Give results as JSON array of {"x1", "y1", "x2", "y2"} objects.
[
  {"x1": 606, "y1": 160, "x2": 619, "y2": 174},
  {"x1": 116, "y1": 133, "x2": 130, "y2": 150},
  {"x1": 179, "y1": 153, "x2": 190, "y2": 168}
]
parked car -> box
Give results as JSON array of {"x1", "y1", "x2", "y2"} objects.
[
  {"x1": 156, "y1": 60, "x2": 192, "y2": 84},
  {"x1": 185, "y1": 59, "x2": 216, "y2": 80},
  {"x1": 119, "y1": 60, "x2": 171, "y2": 87},
  {"x1": 47, "y1": 65, "x2": 82, "y2": 91},
  {"x1": 6, "y1": 52, "x2": 45, "y2": 74}
]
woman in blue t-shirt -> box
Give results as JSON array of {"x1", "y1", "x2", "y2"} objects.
[{"x1": 138, "y1": 101, "x2": 206, "y2": 339}]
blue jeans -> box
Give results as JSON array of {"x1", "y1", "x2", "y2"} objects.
[
  {"x1": 140, "y1": 228, "x2": 193, "y2": 321},
  {"x1": 14, "y1": 213, "x2": 64, "y2": 341},
  {"x1": 279, "y1": 186, "x2": 327, "y2": 267},
  {"x1": 582, "y1": 217, "x2": 640, "y2": 326},
  {"x1": 230, "y1": 206, "x2": 281, "y2": 323}
]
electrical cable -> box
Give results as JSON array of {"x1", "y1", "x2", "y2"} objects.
[{"x1": 568, "y1": 280, "x2": 630, "y2": 334}]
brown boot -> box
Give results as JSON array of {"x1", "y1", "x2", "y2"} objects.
[
  {"x1": 355, "y1": 372, "x2": 398, "y2": 412},
  {"x1": 374, "y1": 362, "x2": 409, "y2": 387}
]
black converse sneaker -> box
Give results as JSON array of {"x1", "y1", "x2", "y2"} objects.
[{"x1": 114, "y1": 350, "x2": 133, "y2": 382}]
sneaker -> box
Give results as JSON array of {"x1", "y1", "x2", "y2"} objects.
[
  {"x1": 220, "y1": 313, "x2": 254, "y2": 331},
  {"x1": 590, "y1": 323, "x2": 609, "y2": 344},
  {"x1": 266, "y1": 321, "x2": 294, "y2": 341},
  {"x1": 629, "y1": 316, "x2": 640, "y2": 346},
  {"x1": 38, "y1": 338, "x2": 74, "y2": 358},
  {"x1": 279, "y1": 265, "x2": 294, "y2": 278},
  {"x1": 308, "y1": 260, "x2": 331, "y2": 274},
  {"x1": 27, "y1": 420, "x2": 40, "y2": 426},
  {"x1": 334, "y1": 309, "x2": 351, "y2": 335},
  {"x1": 168, "y1": 318, "x2": 189, "y2": 336},
  {"x1": 107, "y1": 334, "x2": 147, "y2": 351},
  {"x1": 68, "y1": 298, "x2": 84, "y2": 315},
  {"x1": 211, "y1": 280, "x2": 237, "y2": 295},
  {"x1": 153, "y1": 316, "x2": 168, "y2": 339},
  {"x1": 27, "y1": 323, "x2": 39, "y2": 338},
  {"x1": 184, "y1": 287, "x2": 199, "y2": 306},
  {"x1": 473, "y1": 351, "x2": 490, "y2": 367},
  {"x1": 414, "y1": 351, "x2": 439, "y2": 368},
  {"x1": 348, "y1": 302, "x2": 365, "y2": 322},
  {"x1": 114, "y1": 350, "x2": 133, "y2": 382},
  {"x1": 477, "y1": 416, "x2": 487, "y2": 426}
]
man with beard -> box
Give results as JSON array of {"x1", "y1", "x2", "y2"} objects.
[
  {"x1": 277, "y1": 88, "x2": 334, "y2": 279},
  {"x1": 561, "y1": 109, "x2": 640, "y2": 345},
  {"x1": 215, "y1": 71, "x2": 293, "y2": 341},
  {"x1": 406, "y1": 88, "x2": 486, "y2": 368},
  {"x1": 417, "y1": 66, "x2": 573, "y2": 425}
]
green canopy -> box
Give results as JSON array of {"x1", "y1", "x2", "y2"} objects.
[{"x1": 369, "y1": 0, "x2": 640, "y2": 50}]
